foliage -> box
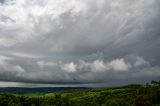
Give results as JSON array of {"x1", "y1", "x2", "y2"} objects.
[{"x1": 0, "y1": 82, "x2": 160, "y2": 106}]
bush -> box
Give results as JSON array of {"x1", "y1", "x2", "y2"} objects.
[{"x1": 134, "y1": 95, "x2": 151, "y2": 106}]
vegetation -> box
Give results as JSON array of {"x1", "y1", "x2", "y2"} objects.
[{"x1": 0, "y1": 81, "x2": 160, "y2": 106}]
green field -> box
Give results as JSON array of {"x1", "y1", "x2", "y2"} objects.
[{"x1": 0, "y1": 83, "x2": 160, "y2": 106}]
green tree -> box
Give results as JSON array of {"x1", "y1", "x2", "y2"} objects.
[{"x1": 54, "y1": 94, "x2": 62, "y2": 106}]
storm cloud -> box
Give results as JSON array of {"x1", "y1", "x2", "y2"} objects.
[{"x1": 0, "y1": 0, "x2": 160, "y2": 86}]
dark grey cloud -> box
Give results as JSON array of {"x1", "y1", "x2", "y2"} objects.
[
  {"x1": 0, "y1": 0, "x2": 160, "y2": 87},
  {"x1": 0, "y1": 0, "x2": 5, "y2": 4}
]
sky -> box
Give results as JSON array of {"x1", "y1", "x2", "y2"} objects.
[{"x1": 0, "y1": 0, "x2": 160, "y2": 87}]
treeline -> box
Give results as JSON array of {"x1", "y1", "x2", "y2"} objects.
[
  {"x1": 0, "y1": 82, "x2": 160, "y2": 106},
  {"x1": 150, "y1": 80, "x2": 160, "y2": 85}
]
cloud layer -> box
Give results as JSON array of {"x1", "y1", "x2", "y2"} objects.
[{"x1": 0, "y1": 0, "x2": 160, "y2": 86}]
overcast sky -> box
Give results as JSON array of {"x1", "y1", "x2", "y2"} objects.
[{"x1": 0, "y1": 0, "x2": 160, "y2": 87}]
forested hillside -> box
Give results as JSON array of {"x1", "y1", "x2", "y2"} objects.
[{"x1": 0, "y1": 82, "x2": 160, "y2": 106}]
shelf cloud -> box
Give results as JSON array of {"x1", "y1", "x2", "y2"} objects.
[{"x1": 0, "y1": 0, "x2": 160, "y2": 86}]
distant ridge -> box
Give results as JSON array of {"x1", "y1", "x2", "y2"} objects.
[{"x1": 0, "y1": 87, "x2": 89, "y2": 93}]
